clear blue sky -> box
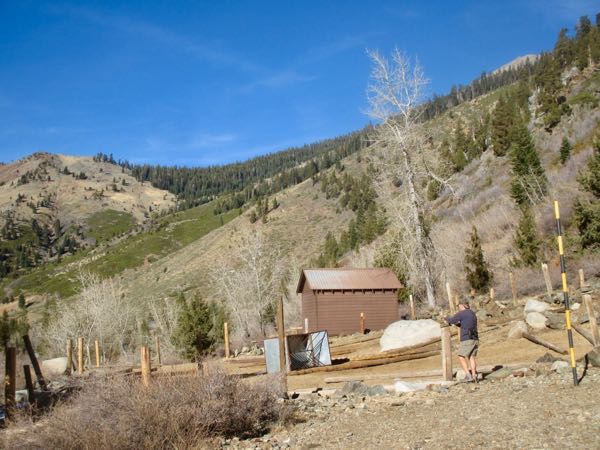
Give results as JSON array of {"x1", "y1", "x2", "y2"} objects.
[{"x1": 1, "y1": 1, "x2": 597, "y2": 166}]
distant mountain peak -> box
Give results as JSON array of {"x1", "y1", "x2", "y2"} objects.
[{"x1": 492, "y1": 54, "x2": 539, "y2": 74}]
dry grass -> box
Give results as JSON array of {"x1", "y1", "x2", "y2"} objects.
[{"x1": 2, "y1": 365, "x2": 292, "y2": 450}]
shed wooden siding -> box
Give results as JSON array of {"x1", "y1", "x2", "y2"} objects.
[
  {"x1": 301, "y1": 283, "x2": 318, "y2": 332},
  {"x1": 302, "y1": 290, "x2": 398, "y2": 335}
]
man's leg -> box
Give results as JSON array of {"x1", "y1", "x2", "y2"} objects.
[
  {"x1": 470, "y1": 355, "x2": 477, "y2": 380},
  {"x1": 458, "y1": 355, "x2": 471, "y2": 380}
]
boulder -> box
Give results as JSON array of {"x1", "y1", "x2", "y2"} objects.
[
  {"x1": 380, "y1": 319, "x2": 441, "y2": 352},
  {"x1": 551, "y1": 360, "x2": 570, "y2": 373},
  {"x1": 508, "y1": 320, "x2": 528, "y2": 339},
  {"x1": 536, "y1": 352, "x2": 559, "y2": 363},
  {"x1": 41, "y1": 357, "x2": 68, "y2": 376},
  {"x1": 485, "y1": 367, "x2": 513, "y2": 380},
  {"x1": 526, "y1": 312, "x2": 548, "y2": 330},
  {"x1": 524, "y1": 298, "x2": 550, "y2": 314},
  {"x1": 545, "y1": 312, "x2": 565, "y2": 330},
  {"x1": 586, "y1": 347, "x2": 600, "y2": 368},
  {"x1": 337, "y1": 381, "x2": 387, "y2": 397},
  {"x1": 571, "y1": 302, "x2": 581, "y2": 311},
  {"x1": 393, "y1": 380, "x2": 430, "y2": 393}
]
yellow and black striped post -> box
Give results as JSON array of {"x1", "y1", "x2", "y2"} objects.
[{"x1": 553, "y1": 200, "x2": 578, "y2": 386}]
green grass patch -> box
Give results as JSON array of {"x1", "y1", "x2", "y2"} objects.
[
  {"x1": 10, "y1": 202, "x2": 240, "y2": 297},
  {"x1": 86, "y1": 209, "x2": 136, "y2": 243}
]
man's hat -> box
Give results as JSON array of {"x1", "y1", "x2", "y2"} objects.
[{"x1": 459, "y1": 299, "x2": 470, "y2": 308}]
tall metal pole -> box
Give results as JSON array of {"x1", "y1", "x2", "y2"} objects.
[{"x1": 554, "y1": 201, "x2": 578, "y2": 386}]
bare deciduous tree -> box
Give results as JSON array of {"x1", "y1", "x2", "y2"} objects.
[
  {"x1": 210, "y1": 229, "x2": 291, "y2": 343},
  {"x1": 42, "y1": 272, "x2": 143, "y2": 361},
  {"x1": 367, "y1": 49, "x2": 451, "y2": 307}
]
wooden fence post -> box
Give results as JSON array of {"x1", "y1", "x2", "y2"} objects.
[
  {"x1": 360, "y1": 312, "x2": 365, "y2": 334},
  {"x1": 4, "y1": 346, "x2": 16, "y2": 418},
  {"x1": 77, "y1": 337, "x2": 84, "y2": 375},
  {"x1": 446, "y1": 282, "x2": 455, "y2": 313},
  {"x1": 509, "y1": 272, "x2": 518, "y2": 306},
  {"x1": 441, "y1": 326, "x2": 453, "y2": 381},
  {"x1": 489, "y1": 288, "x2": 495, "y2": 302},
  {"x1": 276, "y1": 296, "x2": 288, "y2": 397},
  {"x1": 541, "y1": 263, "x2": 553, "y2": 299},
  {"x1": 155, "y1": 335, "x2": 162, "y2": 365},
  {"x1": 66, "y1": 339, "x2": 73, "y2": 375},
  {"x1": 223, "y1": 322, "x2": 230, "y2": 359},
  {"x1": 141, "y1": 346, "x2": 151, "y2": 387},
  {"x1": 304, "y1": 318, "x2": 309, "y2": 333},
  {"x1": 583, "y1": 294, "x2": 599, "y2": 346},
  {"x1": 579, "y1": 269, "x2": 585, "y2": 290},
  {"x1": 95, "y1": 340, "x2": 100, "y2": 368},
  {"x1": 24, "y1": 364, "x2": 35, "y2": 406},
  {"x1": 409, "y1": 294, "x2": 416, "y2": 320},
  {"x1": 23, "y1": 334, "x2": 47, "y2": 390}
]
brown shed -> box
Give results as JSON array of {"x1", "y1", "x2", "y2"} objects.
[{"x1": 296, "y1": 268, "x2": 402, "y2": 335}]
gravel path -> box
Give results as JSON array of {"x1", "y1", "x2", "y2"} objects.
[{"x1": 226, "y1": 367, "x2": 600, "y2": 449}]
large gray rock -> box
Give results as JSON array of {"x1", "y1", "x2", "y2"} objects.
[
  {"x1": 337, "y1": 381, "x2": 387, "y2": 397},
  {"x1": 41, "y1": 357, "x2": 68, "y2": 376},
  {"x1": 545, "y1": 312, "x2": 565, "y2": 330},
  {"x1": 551, "y1": 360, "x2": 570, "y2": 373},
  {"x1": 524, "y1": 298, "x2": 550, "y2": 314},
  {"x1": 380, "y1": 319, "x2": 441, "y2": 352},
  {"x1": 526, "y1": 312, "x2": 548, "y2": 330},
  {"x1": 486, "y1": 367, "x2": 513, "y2": 380},
  {"x1": 586, "y1": 347, "x2": 600, "y2": 367},
  {"x1": 508, "y1": 320, "x2": 528, "y2": 339}
]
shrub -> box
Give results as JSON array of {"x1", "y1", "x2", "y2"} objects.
[
  {"x1": 3, "y1": 366, "x2": 291, "y2": 450},
  {"x1": 464, "y1": 226, "x2": 493, "y2": 293}
]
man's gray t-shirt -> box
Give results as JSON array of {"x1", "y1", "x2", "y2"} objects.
[{"x1": 446, "y1": 309, "x2": 478, "y2": 341}]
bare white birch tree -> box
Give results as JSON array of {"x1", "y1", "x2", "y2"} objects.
[
  {"x1": 367, "y1": 49, "x2": 451, "y2": 307},
  {"x1": 210, "y1": 229, "x2": 291, "y2": 343}
]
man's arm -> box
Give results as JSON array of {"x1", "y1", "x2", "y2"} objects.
[{"x1": 445, "y1": 310, "x2": 464, "y2": 326}]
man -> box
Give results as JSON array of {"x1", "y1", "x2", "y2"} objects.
[{"x1": 446, "y1": 300, "x2": 479, "y2": 382}]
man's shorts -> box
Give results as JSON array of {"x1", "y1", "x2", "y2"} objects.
[{"x1": 458, "y1": 339, "x2": 479, "y2": 358}]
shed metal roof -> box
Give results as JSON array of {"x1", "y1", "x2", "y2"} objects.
[{"x1": 296, "y1": 268, "x2": 402, "y2": 293}]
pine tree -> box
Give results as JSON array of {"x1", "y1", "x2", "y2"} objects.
[
  {"x1": 573, "y1": 134, "x2": 600, "y2": 249},
  {"x1": 513, "y1": 206, "x2": 541, "y2": 267},
  {"x1": 452, "y1": 120, "x2": 469, "y2": 171},
  {"x1": 491, "y1": 96, "x2": 515, "y2": 156},
  {"x1": 509, "y1": 122, "x2": 547, "y2": 206},
  {"x1": 464, "y1": 226, "x2": 493, "y2": 293},
  {"x1": 559, "y1": 137, "x2": 572, "y2": 164},
  {"x1": 171, "y1": 293, "x2": 215, "y2": 361}
]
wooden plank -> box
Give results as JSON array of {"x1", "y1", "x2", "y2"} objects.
[
  {"x1": 441, "y1": 326, "x2": 452, "y2": 381},
  {"x1": 572, "y1": 323, "x2": 595, "y2": 345},
  {"x1": 4, "y1": 346, "x2": 16, "y2": 418},
  {"x1": 23, "y1": 364, "x2": 35, "y2": 406},
  {"x1": 522, "y1": 332, "x2": 567, "y2": 354},
  {"x1": 541, "y1": 263, "x2": 553, "y2": 300},
  {"x1": 23, "y1": 334, "x2": 48, "y2": 390},
  {"x1": 509, "y1": 272, "x2": 518, "y2": 306},
  {"x1": 409, "y1": 294, "x2": 416, "y2": 320},
  {"x1": 288, "y1": 350, "x2": 439, "y2": 376},
  {"x1": 583, "y1": 294, "x2": 599, "y2": 346}
]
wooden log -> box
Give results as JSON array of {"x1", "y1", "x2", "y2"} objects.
[
  {"x1": 572, "y1": 323, "x2": 595, "y2": 345},
  {"x1": 579, "y1": 268, "x2": 585, "y2": 290},
  {"x1": 155, "y1": 335, "x2": 162, "y2": 365},
  {"x1": 583, "y1": 294, "x2": 599, "y2": 346},
  {"x1": 5, "y1": 346, "x2": 16, "y2": 418},
  {"x1": 141, "y1": 346, "x2": 151, "y2": 387},
  {"x1": 541, "y1": 263, "x2": 553, "y2": 299},
  {"x1": 522, "y1": 332, "x2": 567, "y2": 354},
  {"x1": 441, "y1": 326, "x2": 452, "y2": 381},
  {"x1": 95, "y1": 340, "x2": 100, "y2": 368},
  {"x1": 509, "y1": 272, "x2": 518, "y2": 306},
  {"x1": 360, "y1": 312, "x2": 365, "y2": 334},
  {"x1": 288, "y1": 350, "x2": 439, "y2": 376},
  {"x1": 23, "y1": 334, "x2": 47, "y2": 390},
  {"x1": 409, "y1": 294, "x2": 416, "y2": 320},
  {"x1": 352, "y1": 344, "x2": 441, "y2": 362},
  {"x1": 446, "y1": 282, "x2": 455, "y2": 313},
  {"x1": 77, "y1": 337, "x2": 84, "y2": 374},
  {"x1": 276, "y1": 297, "x2": 286, "y2": 373},
  {"x1": 23, "y1": 364, "x2": 35, "y2": 406},
  {"x1": 66, "y1": 339, "x2": 73, "y2": 375}
]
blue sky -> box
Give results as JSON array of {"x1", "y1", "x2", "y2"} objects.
[{"x1": 1, "y1": 1, "x2": 598, "y2": 166}]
